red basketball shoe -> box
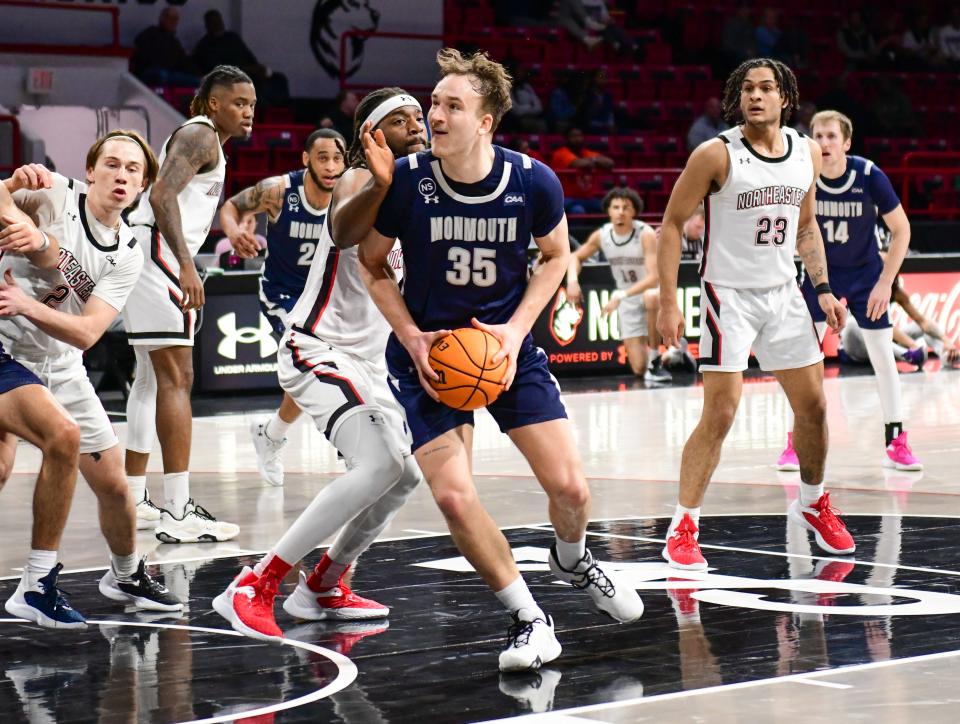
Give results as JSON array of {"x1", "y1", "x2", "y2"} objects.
[
  {"x1": 282, "y1": 570, "x2": 389, "y2": 620},
  {"x1": 212, "y1": 566, "x2": 283, "y2": 643},
  {"x1": 789, "y1": 492, "x2": 856, "y2": 555},
  {"x1": 662, "y1": 514, "x2": 708, "y2": 571}
]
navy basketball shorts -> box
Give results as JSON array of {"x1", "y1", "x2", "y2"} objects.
[
  {"x1": 0, "y1": 354, "x2": 44, "y2": 396},
  {"x1": 260, "y1": 294, "x2": 298, "y2": 339},
  {"x1": 387, "y1": 340, "x2": 568, "y2": 452},
  {"x1": 802, "y1": 256, "x2": 890, "y2": 330}
]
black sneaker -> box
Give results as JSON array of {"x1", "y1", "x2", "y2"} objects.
[
  {"x1": 644, "y1": 355, "x2": 672, "y2": 383},
  {"x1": 99, "y1": 558, "x2": 184, "y2": 612}
]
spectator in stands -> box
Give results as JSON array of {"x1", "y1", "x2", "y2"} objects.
[
  {"x1": 507, "y1": 67, "x2": 547, "y2": 133},
  {"x1": 131, "y1": 7, "x2": 199, "y2": 87},
  {"x1": 836, "y1": 10, "x2": 876, "y2": 69},
  {"x1": 792, "y1": 101, "x2": 816, "y2": 136},
  {"x1": 548, "y1": 71, "x2": 579, "y2": 133},
  {"x1": 214, "y1": 214, "x2": 266, "y2": 260},
  {"x1": 753, "y1": 9, "x2": 782, "y2": 59},
  {"x1": 326, "y1": 91, "x2": 360, "y2": 141},
  {"x1": 580, "y1": 0, "x2": 637, "y2": 56},
  {"x1": 509, "y1": 137, "x2": 545, "y2": 164},
  {"x1": 551, "y1": 127, "x2": 614, "y2": 214},
  {"x1": 493, "y1": 0, "x2": 552, "y2": 27},
  {"x1": 578, "y1": 69, "x2": 615, "y2": 134},
  {"x1": 193, "y1": 10, "x2": 289, "y2": 106},
  {"x1": 553, "y1": 0, "x2": 603, "y2": 50},
  {"x1": 937, "y1": 7, "x2": 960, "y2": 65},
  {"x1": 686, "y1": 97, "x2": 728, "y2": 152},
  {"x1": 902, "y1": 14, "x2": 940, "y2": 68},
  {"x1": 720, "y1": 5, "x2": 755, "y2": 71},
  {"x1": 875, "y1": 12, "x2": 910, "y2": 69},
  {"x1": 870, "y1": 77, "x2": 920, "y2": 137}
]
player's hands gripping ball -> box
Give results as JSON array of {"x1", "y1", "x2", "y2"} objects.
[{"x1": 428, "y1": 327, "x2": 508, "y2": 410}]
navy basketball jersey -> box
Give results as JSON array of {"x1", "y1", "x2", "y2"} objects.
[
  {"x1": 816, "y1": 155, "x2": 900, "y2": 268},
  {"x1": 374, "y1": 146, "x2": 564, "y2": 336},
  {"x1": 261, "y1": 169, "x2": 328, "y2": 303}
]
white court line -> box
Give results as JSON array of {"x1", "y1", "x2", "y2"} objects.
[
  {"x1": 525, "y1": 523, "x2": 960, "y2": 578},
  {"x1": 479, "y1": 649, "x2": 960, "y2": 723},
  {"x1": 0, "y1": 617, "x2": 357, "y2": 724},
  {"x1": 793, "y1": 679, "x2": 853, "y2": 689}
]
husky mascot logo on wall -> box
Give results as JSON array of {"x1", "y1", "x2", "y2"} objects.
[
  {"x1": 311, "y1": 0, "x2": 381, "y2": 78},
  {"x1": 549, "y1": 289, "x2": 584, "y2": 346}
]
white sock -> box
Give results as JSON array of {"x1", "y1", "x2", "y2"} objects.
[
  {"x1": 669, "y1": 504, "x2": 700, "y2": 536},
  {"x1": 265, "y1": 413, "x2": 291, "y2": 442},
  {"x1": 128, "y1": 475, "x2": 147, "y2": 503},
  {"x1": 554, "y1": 535, "x2": 586, "y2": 569},
  {"x1": 494, "y1": 576, "x2": 544, "y2": 619},
  {"x1": 800, "y1": 482, "x2": 824, "y2": 506},
  {"x1": 111, "y1": 552, "x2": 139, "y2": 580},
  {"x1": 163, "y1": 472, "x2": 190, "y2": 516},
  {"x1": 26, "y1": 549, "x2": 58, "y2": 586}
]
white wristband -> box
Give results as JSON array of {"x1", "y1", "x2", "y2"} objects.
[
  {"x1": 612, "y1": 289, "x2": 627, "y2": 302},
  {"x1": 37, "y1": 230, "x2": 50, "y2": 252}
]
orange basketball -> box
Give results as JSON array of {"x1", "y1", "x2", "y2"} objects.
[{"x1": 428, "y1": 328, "x2": 508, "y2": 410}]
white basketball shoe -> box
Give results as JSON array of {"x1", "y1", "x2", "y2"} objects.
[
  {"x1": 155, "y1": 500, "x2": 239, "y2": 544},
  {"x1": 250, "y1": 420, "x2": 286, "y2": 487}
]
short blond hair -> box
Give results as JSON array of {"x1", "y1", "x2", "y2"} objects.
[
  {"x1": 436, "y1": 47, "x2": 512, "y2": 130},
  {"x1": 86, "y1": 129, "x2": 158, "y2": 186},
  {"x1": 810, "y1": 110, "x2": 853, "y2": 141}
]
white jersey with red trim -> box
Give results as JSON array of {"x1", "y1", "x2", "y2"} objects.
[
  {"x1": 701, "y1": 125, "x2": 812, "y2": 289},
  {"x1": 0, "y1": 174, "x2": 142, "y2": 363},
  {"x1": 598, "y1": 220, "x2": 650, "y2": 290},
  {"x1": 127, "y1": 116, "x2": 225, "y2": 257},
  {"x1": 286, "y1": 216, "x2": 403, "y2": 362}
]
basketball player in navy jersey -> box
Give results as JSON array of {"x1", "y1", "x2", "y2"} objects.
[
  {"x1": 359, "y1": 49, "x2": 643, "y2": 673},
  {"x1": 220, "y1": 129, "x2": 347, "y2": 486},
  {"x1": 213, "y1": 88, "x2": 428, "y2": 643},
  {"x1": 777, "y1": 110, "x2": 921, "y2": 472},
  {"x1": 657, "y1": 59, "x2": 853, "y2": 572}
]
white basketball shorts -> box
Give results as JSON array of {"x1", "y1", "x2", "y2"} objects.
[
  {"x1": 617, "y1": 293, "x2": 649, "y2": 340},
  {"x1": 278, "y1": 328, "x2": 411, "y2": 456},
  {"x1": 123, "y1": 226, "x2": 196, "y2": 347},
  {"x1": 23, "y1": 355, "x2": 118, "y2": 454},
  {"x1": 698, "y1": 278, "x2": 823, "y2": 373}
]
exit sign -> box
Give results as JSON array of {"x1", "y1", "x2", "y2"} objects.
[{"x1": 27, "y1": 68, "x2": 54, "y2": 94}]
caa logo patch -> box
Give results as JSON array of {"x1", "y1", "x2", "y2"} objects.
[{"x1": 504, "y1": 193, "x2": 525, "y2": 206}]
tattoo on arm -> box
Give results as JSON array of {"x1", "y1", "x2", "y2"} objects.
[
  {"x1": 796, "y1": 223, "x2": 828, "y2": 285},
  {"x1": 152, "y1": 125, "x2": 218, "y2": 265},
  {"x1": 228, "y1": 177, "x2": 284, "y2": 220}
]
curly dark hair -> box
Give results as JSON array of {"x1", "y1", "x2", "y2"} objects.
[
  {"x1": 601, "y1": 187, "x2": 644, "y2": 215},
  {"x1": 721, "y1": 58, "x2": 799, "y2": 127},
  {"x1": 189, "y1": 65, "x2": 253, "y2": 118},
  {"x1": 345, "y1": 86, "x2": 411, "y2": 169}
]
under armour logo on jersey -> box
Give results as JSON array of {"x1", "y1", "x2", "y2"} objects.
[
  {"x1": 287, "y1": 192, "x2": 301, "y2": 212},
  {"x1": 740, "y1": 158, "x2": 750, "y2": 164},
  {"x1": 419, "y1": 178, "x2": 439, "y2": 204},
  {"x1": 216, "y1": 313, "x2": 278, "y2": 360}
]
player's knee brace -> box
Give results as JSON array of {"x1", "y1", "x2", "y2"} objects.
[
  {"x1": 334, "y1": 408, "x2": 405, "y2": 496},
  {"x1": 125, "y1": 347, "x2": 158, "y2": 453}
]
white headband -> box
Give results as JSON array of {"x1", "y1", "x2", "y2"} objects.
[{"x1": 359, "y1": 94, "x2": 422, "y2": 137}]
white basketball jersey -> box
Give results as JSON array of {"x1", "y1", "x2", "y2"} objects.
[
  {"x1": 287, "y1": 217, "x2": 403, "y2": 362},
  {"x1": 127, "y1": 116, "x2": 225, "y2": 256},
  {"x1": 599, "y1": 220, "x2": 650, "y2": 290},
  {"x1": 701, "y1": 126, "x2": 812, "y2": 288},
  {"x1": 0, "y1": 174, "x2": 143, "y2": 362}
]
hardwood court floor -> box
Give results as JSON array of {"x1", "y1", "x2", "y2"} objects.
[{"x1": 0, "y1": 365, "x2": 958, "y2": 722}]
